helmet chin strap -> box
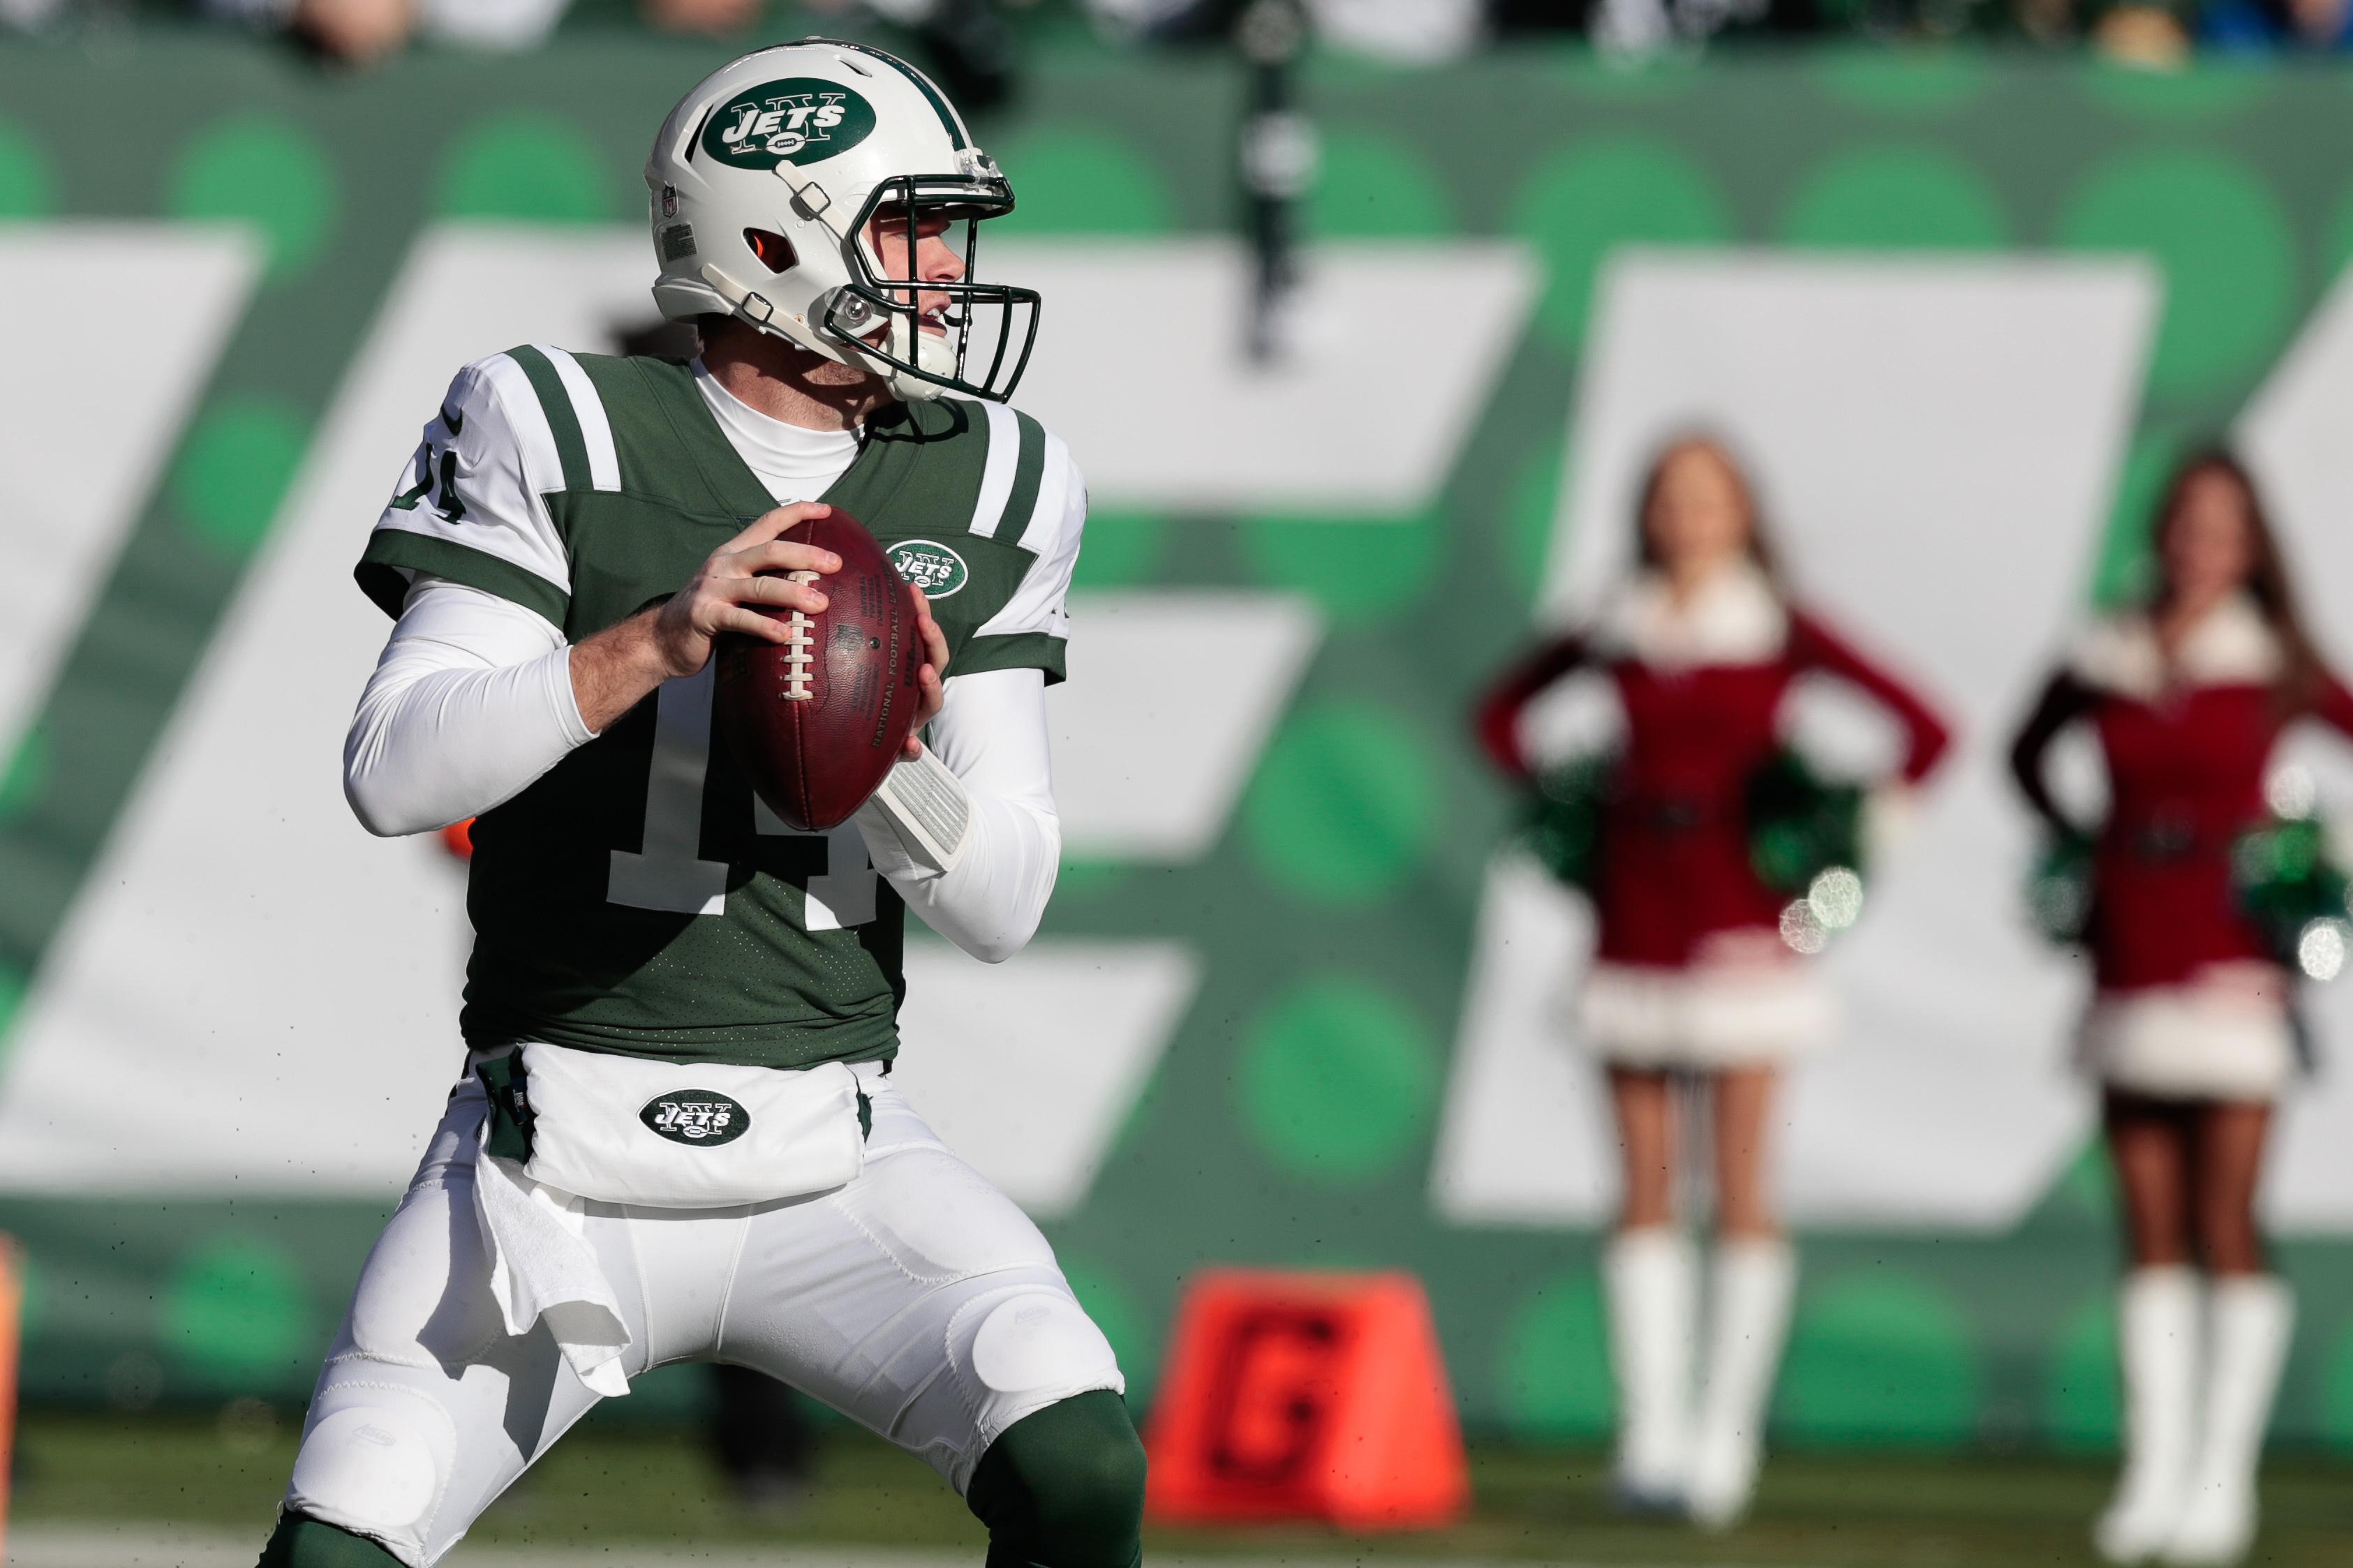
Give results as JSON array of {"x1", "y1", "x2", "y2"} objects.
[
  {"x1": 697, "y1": 261, "x2": 848, "y2": 365},
  {"x1": 886, "y1": 315, "x2": 960, "y2": 402}
]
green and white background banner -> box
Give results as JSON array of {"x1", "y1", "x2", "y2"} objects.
[{"x1": 7, "y1": 36, "x2": 2353, "y2": 1448}]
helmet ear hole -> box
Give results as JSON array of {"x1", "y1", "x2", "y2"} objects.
[{"x1": 744, "y1": 229, "x2": 797, "y2": 274}]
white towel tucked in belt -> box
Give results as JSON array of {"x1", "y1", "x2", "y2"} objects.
[{"x1": 472, "y1": 1135, "x2": 634, "y2": 1396}]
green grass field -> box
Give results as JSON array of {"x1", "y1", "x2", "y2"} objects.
[{"x1": 14, "y1": 1408, "x2": 2353, "y2": 1566}]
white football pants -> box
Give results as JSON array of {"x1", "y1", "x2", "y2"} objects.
[{"x1": 279, "y1": 1068, "x2": 1124, "y2": 1567}]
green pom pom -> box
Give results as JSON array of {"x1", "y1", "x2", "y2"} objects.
[
  {"x1": 2234, "y1": 815, "x2": 2352, "y2": 976},
  {"x1": 2027, "y1": 829, "x2": 2096, "y2": 948},
  {"x1": 1744, "y1": 750, "x2": 1867, "y2": 897},
  {"x1": 1520, "y1": 752, "x2": 1619, "y2": 893}
]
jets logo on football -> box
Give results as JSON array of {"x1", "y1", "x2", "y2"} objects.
[
  {"x1": 702, "y1": 78, "x2": 877, "y2": 169},
  {"x1": 639, "y1": 1090, "x2": 751, "y2": 1147},
  {"x1": 887, "y1": 539, "x2": 969, "y2": 599}
]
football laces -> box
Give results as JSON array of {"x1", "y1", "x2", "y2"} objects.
[{"x1": 782, "y1": 570, "x2": 819, "y2": 701}]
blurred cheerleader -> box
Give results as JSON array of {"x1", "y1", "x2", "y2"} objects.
[
  {"x1": 1476, "y1": 435, "x2": 1951, "y2": 1526},
  {"x1": 2010, "y1": 449, "x2": 2353, "y2": 1567}
]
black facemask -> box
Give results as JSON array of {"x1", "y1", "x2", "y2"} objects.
[{"x1": 826, "y1": 172, "x2": 1041, "y2": 403}]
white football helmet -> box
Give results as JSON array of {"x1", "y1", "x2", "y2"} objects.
[{"x1": 645, "y1": 38, "x2": 1039, "y2": 403}]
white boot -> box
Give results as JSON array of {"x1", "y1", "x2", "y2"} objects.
[
  {"x1": 1686, "y1": 1235, "x2": 1795, "y2": 1530},
  {"x1": 2095, "y1": 1268, "x2": 2200, "y2": 1565},
  {"x1": 2165, "y1": 1275, "x2": 2293, "y2": 1567},
  {"x1": 1604, "y1": 1227, "x2": 1698, "y2": 1511}
]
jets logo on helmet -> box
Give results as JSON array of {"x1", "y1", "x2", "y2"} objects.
[
  {"x1": 644, "y1": 38, "x2": 1040, "y2": 403},
  {"x1": 703, "y1": 79, "x2": 877, "y2": 167}
]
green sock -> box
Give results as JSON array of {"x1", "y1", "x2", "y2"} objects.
[
  {"x1": 256, "y1": 1514, "x2": 404, "y2": 1567},
  {"x1": 966, "y1": 1389, "x2": 1148, "y2": 1568}
]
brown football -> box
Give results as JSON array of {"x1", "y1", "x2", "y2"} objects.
[{"x1": 715, "y1": 509, "x2": 923, "y2": 833}]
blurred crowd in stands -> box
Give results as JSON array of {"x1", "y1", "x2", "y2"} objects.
[{"x1": 0, "y1": 0, "x2": 2340, "y2": 80}]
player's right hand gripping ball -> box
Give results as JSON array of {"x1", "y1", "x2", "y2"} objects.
[{"x1": 716, "y1": 509, "x2": 923, "y2": 832}]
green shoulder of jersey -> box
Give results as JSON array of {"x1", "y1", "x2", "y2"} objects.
[
  {"x1": 351, "y1": 345, "x2": 1076, "y2": 1071},
  {"x1": 357, "y1": 345, "x2": 1068, "y2": 680}
]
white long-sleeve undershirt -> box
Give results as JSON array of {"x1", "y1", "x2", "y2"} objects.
[
  {"x1": 853, "y1": 667, "x2": 1061, "y2": 964},
  {"x1": 344, "y1": 577, "x2": 1063, "y2": 963},
  {"x1": 343, "y1": 579, "x2": 585, "y2": 836}
]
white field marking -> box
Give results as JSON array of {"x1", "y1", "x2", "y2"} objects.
[
  {"x1": 995, "y1": 238, "x2": 1539, "y2": 513},
  {"x1": 892, "y1": 939, "x2": 1200, "y2": 1218},
  {"x1": 0, "y1": 226, "x2": 657, "y2": 1194},
  {"x1": 1438, "y1": 251, "x2": 2159, "y2": 1231},
  {"x1": 1051, "y1": 590, "x2": 1323, "y2": 861},
  {"x1": 1429, "y1": 853, "x2": 1621, "y2": 1227},
  {"x1": 0, "y1": 225, "x2": 263, "y2": 771}
]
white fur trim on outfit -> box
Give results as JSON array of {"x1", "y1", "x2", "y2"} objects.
[
  {"x1": 1577, "y1": 958, "x2": 1836, "y2": 1068},
  {"x1": 2068, "y1": 597, "x2": 2282, "y2": 700},
  {"x1": 2079, "y1": 971, "x2": 2294, "y2": 1102},
  {"x1": 1589, "y1": 562, "x2": 1788, "y2": 670}
]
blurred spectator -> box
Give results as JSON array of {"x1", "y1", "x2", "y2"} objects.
[
  {"x1": 2093, "y1": 3, "x2": 2194, "y2": 62},
  {"x1": 1086, "y1": 0, "x2": 1485, "y2": 60},
  {"x1": 644, "y1": 0, "x2": 764, "y2": 32},
  {"x1": 2202, "y1": 0, "x2": 2351, "y2": 47},
  {"x1": 845, "y1": 0, "x2": 1020, "y2": 109},
  {"x1": 708, "y1": 1363, "x2": 818, "y2": 1512},
  {"x1": 191, "y1": 0, "x2": 799, "y2": 63},
  {"x1": 1490, "y1": 0, "x2": 1573, "y2": 29},
  {"x1": 202, "y1": 0, "x2": 570, "y2": 58}
]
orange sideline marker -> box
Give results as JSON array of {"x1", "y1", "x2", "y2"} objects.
[
  {"x1": 1143, "y1": 1268, "x2": 1469, "y2": 1532},
  {"x1": 0, "y1": 1235, "x2": 20, "y2": 1565}
]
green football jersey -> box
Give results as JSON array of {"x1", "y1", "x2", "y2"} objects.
[{"x1": 355, "y1": 345, "x2": 1083, "y2": 1068}]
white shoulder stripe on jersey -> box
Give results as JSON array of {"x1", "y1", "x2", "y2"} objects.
[
  {"x1": 967, "y1": 399, "x2": 1020, "y2": 539},
  {"x1": 1025, "y1": 432, "x2": 1074, "y2": 560},
  {"x1": 972, "y1": 436, "x2": 1083, "y2": 643},
  {"x1": 537, "y1": 343, "x2": 623, "y2": 493},
  {"x1": 473, "y1": 353, "x2": 569, "y2": 511},
  {"x1": 1011, "y1": 430, "x2": 1076, "y2": 562}
]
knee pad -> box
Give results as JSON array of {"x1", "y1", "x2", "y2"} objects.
[
  {"x1": 283, "y1": 1385, "x2": 456, "y2": 1563},
  {"x1": 968, "y1": 1389, "x2": 1147, "y2": 1568},
  {"x1": 970, "y1": 1290, "x2": 1121, "y2": 1402},
  {"x1": 256, "y1": 1512, "x2": 407, "y2": 1567}
]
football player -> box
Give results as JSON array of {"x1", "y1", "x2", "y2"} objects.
[{"x1": 258, "y1": 40, "x2": 1143, "y2": 1568}]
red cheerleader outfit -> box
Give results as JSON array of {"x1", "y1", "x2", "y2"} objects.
[
  {"x1": 2012, "y1": 595, "x2": 2353, "y2": 1101},
  {"x1": 1477, "y1": 564, "x2": 1952, "y2": 1067}
]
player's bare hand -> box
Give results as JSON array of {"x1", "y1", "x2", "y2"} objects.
[
  {"x1": 648, "y1": 503, "x2": 840, "y2": 681},
  {"x1": 903, "y1": 583, "x2": 950, "y2": 759}
]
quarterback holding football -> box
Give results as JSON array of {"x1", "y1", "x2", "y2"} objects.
[{"x1": 258, "y1": 40, "x2": 1143, "y2": 1568}]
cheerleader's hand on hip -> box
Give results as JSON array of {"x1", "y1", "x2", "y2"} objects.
[{"x1": 1863, "y1": 784, "x2": 1920, "y2": 868}]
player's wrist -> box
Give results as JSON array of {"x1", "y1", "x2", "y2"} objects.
[
  {"x1": 632, "y1": 603, "x2": 699, "y2": 683},
  {"x1": 572, "y1": 611, "x2": 681, "y2": 732}
]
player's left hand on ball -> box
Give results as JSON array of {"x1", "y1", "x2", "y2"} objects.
[{"x1": 905, "y1": 583, "x2": 949, "y2": 759}]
